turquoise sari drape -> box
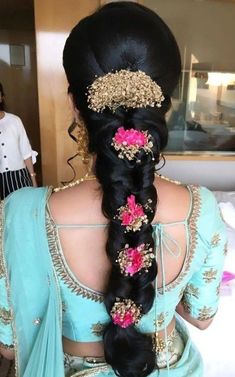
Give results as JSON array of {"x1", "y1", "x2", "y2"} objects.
[{"x1": 1, "y1": 187, "x2": 64, "y2": 377}]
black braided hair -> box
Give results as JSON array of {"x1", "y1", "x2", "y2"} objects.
[
  {"x1": 63, "y1": 2, "x2": 181, "y2": 376},
  {"x1": 0, "y1": 82, "x2": 5, "y2": 111}
]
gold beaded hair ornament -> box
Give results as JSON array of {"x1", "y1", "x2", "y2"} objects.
[
  {"x1": 87, "y1": 69, "x2": 164, "y2": 113},
  {"x1": 110, "y1": 298, "x2": 142, "y2": 328}
]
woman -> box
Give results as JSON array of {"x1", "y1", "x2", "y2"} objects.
[
  {"x1": 0, "y1": 3, "x2": 227, "y2": 377},
  {"x1": 0, "y1": 82, "x2": 37, "y2": 200}
]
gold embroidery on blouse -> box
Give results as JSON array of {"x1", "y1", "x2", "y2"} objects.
[
  {"x1": 154, "y1": 312, "x2": 169, "y2": 328},
  {"x1": 0, "y1": 340, "x2": 14, "y2": 350},
  {"x1": 197, "y1": 306, "x2": 214, "y2": 320},
  {"x1": 203, "y1": 268, "x2": 217, "y2": 283},
  {"x1": 62, "y1": 301, "x2": 67, "y2": 312},
  {"x1": 181, "y1": 299, "x2": 192, "y2": 314},
  {"x1": 158, "y1": 185, "x2": 202, "y2": 293},
  {"x1": 0, "y1": 307, "x2": 12, "y2": 325},
  {"x1": 178, "y1": 287, "x2": 185, "y2": 300},
  {"x1": 211, "y1": 233, "x2": 221, "y2": 247},
  {"x1": 91, "y1": 321, "x2": 106, "y2": 337},
  {"x1": 216, "y1": 284, "x2": 220, "y2": 297},
  {"x1": 184, "y1": 283, "x2": 199, "y2": 299},
  {"x1": 46, "y1": 210, "x2": 104, "y2": 303}
]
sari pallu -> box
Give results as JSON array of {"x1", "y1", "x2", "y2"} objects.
[
  {"x1": 0, "y1": 187, "x2": 203, "y2": 377},
  {"x1": 1, "y1": 187, "x2": 64, "y2": 377}
]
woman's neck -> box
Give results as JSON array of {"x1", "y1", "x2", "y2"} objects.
[{"x1": 0, "y1": 111, "x2": 5, "y2": 120}]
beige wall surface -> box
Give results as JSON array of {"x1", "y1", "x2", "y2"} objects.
[
  {"x1": 144, "y1": 0, "x2": 235, "y2": 72},
  {"x1": 34, "y1": 0, "x2": 101, "y2": 187}
]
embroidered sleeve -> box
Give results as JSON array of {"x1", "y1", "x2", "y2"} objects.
[
  {"x1": 0, "y1": 202, "x2": 14, "y2": 349},
  {"x1": 182, "y1": 192, "x2": 227, "y2": 321}
]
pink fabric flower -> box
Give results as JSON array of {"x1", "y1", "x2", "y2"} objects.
[
  {"x1": 117, "y1": 243, "x2": 154, "y2": 276},
  {"x1": 112, "y1": 311, "x2": 135, "y2": 328},
  {"x1": 125, "y1": 246, "x2": 144, "y2": 276},
  {"x1": 114, "y1": 127, "x2": 147, "y2": 147},
  {"x1": 120, "y1": 195, "x2": 145, "y2": 226},
  {"x1": 112, "y1": 127, "x2": 154, "y2": 162}
]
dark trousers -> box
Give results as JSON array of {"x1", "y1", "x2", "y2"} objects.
[{"x1": 0, "y1": 168, "x2": 32, "y2": 200}]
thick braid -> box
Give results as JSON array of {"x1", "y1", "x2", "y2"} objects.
[
  {"x1": 91, "y1": 109, "x2": 167, "y2": 377},
  {"x1": 63, "y1": 3, "x2": 181, "y2": 376}
]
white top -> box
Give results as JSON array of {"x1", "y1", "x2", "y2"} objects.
[{"x1": 0, "y1": 112, "x2": 33, "y2": 173}]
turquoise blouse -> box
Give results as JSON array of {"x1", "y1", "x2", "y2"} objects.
[
  {"x1": 0, "y1": 184, "x2": 227, "y2": 377},
  {"x1": 45, "y1": 184, "x2": 227, "y2": 343}
]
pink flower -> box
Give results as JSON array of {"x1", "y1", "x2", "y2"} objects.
[
  {"x1": 112, "y1": 311, "x2": 135, "y2": 328},
  {"x1": 120, "y1": 195, "x2": 145, "y2": 226},
  {"x1": 114, "y1": 127, "x2": 147, "y2": 147},
  {"x1": 117, "y1": 243, "x2": 154, "y2": 276},
  {"x1": 117, "y1": 195, "x2": 148, "y2": 232},
  {"x1": 125, "y1": 247, "x2": 144, "y2": 276}
]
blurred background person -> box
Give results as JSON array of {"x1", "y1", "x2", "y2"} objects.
[{"x1": 0, "y1": 82, "x2": 37, "y2": 200}]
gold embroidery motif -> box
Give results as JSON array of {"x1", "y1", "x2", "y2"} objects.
[
  {"x1": 0, "y1": 307, "x2": 12, "y2": 325},
  {"x1": 46, "y1": 210, "x2": 104, "y2": 303},
  {"x1": 178, "y1": 287, "x2": 185, "y2": 301},
  {"x1": 216, "y1": 284, "x2": 220, "y2": 297},
  {"x1": 0, "y1": 341, "x2": 14, "y2": 350},
  {"x1": 154, "y1": 312, "x2": 168, "y2": 328},
  {"x1": 211, "y1": 233, "x2": 221, "y2": 247},
  {"x1": 158, "y1": 185, "x2": 202, "y2": 293},
  {"x1": 224, "y1": 242, "x2": 228, "y2": 256},
  {"x1": 203, "y1": 268, "x2": 217, "y2": 283},
  {"x1": 62, "y1": 301, "x2": 67, "y2": 312},
  {"x1": 181, "y1": 299, "x2": 192, "y2": 314},
  {"x1": 197, "y1": 306, "x2": 214, "y2": 320},
  {"x1": 91, "y1": 322, "x2": 106, "y2": 337},
  {"x1": 184, "y1": 283, "x2": 199, "y2": 299}
]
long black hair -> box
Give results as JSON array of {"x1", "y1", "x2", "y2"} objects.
[
  {"x1": 63, "y1": 2, "x2": 181, "y2": 377},
  {"x1": 0, "y1": 82, "x2": 5, "y2": 111}
]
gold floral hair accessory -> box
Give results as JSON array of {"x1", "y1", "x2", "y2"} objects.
[
  {"x1": 87, "y1": 69, "x2": 164, "y2": 113},
  {"x1": 116, "y1": 194, "x2": 153, "y2": 232},
  {"x1": 116, "y1": 243, "x2": 155, "y2": 276},
  {"x1": 110, "y1": 298, "x2": 142, "y2": 328},
  {"x1": 112, "y1": 127, "x2": 155, "y2": 162}
]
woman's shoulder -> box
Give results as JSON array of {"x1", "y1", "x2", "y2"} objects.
[
  {"x1": 4, "y1": 187, "x2": 50, "y2": 214},
  {"x1": 3, "y1": 112, "x2": 21, "y2": 122},
  {"x1": 188, "y1": 184, "x2": 226, "y2": 242},
  {"x1": 189, "y1": 184, "x2": 218, "y2": 215}
]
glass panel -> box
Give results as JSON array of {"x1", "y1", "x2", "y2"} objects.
[{"x1": 143, "y1": 0, "x2": 235, "y2": 155}]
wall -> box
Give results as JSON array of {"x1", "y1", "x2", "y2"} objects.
[
  {"x1": 144, "y1": 0, "x2": 235, "y2": 72},
  {"x1": 34, "y1": 0, "x2": 102, "y2": 187}
]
